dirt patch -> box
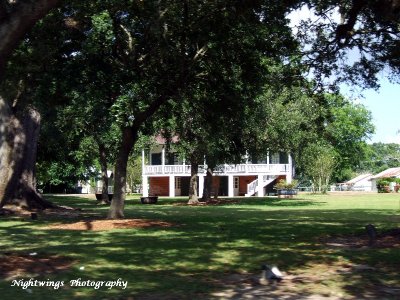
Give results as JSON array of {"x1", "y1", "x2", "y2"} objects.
[
  {"x1": 0, "y1": 253, "x2": 75, "y2": 280},
  {"x1": 203, "y1": 199, "x2": 240, "y2": 205},
  {"x1": 321, "y1": 228, "x2": 400, "y2": 249},
  {"x1": 174, "y1": 199, "x2": 240, "y2": 206},
  {"x1": 45, "y1": 219, "x2": 175, "y2": 231}
]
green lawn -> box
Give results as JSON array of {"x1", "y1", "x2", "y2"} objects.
[{"x1": 0, "y1": 193, "x2": 399, "y2": 299}]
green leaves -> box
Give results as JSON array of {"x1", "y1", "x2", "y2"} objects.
[
  {"x1": 300, "y1": 141, "x2": 338, "y2": 193},
  {"x1": 361, "y1": 143, "x2": 400, "y2": 174},
  {"x1": 323, "y1": 94, "x2": 375, "y2": 180},
  {"x1": 85, "y1": 11, "x2": 114, "y2": 54}
]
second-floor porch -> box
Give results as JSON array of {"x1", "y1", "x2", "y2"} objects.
[
  {"x1": 143, "y1": 163, "x2": 291, "y2": 176},
  {"x1": 142, "y1": 145, "x2": 293, "y2": 176}
]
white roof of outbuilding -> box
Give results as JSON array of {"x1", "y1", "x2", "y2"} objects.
[{"x1": 346, "y1": 173, "x2": 373, "y2": 184}]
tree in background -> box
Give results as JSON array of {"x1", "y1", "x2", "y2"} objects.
[
  {"x1": 323, "y1": 95, "x2": 375, "y2": 182},
  {"x1": 300, "y1": 142, "x2": 338, "y2": 193},
  {"x1": 249, "y1": 77, "x2": 323, "y2": 158},
  {"x1": 285, "y1": 92, "x2": 375, "y2": 185},
  {"x1": 126, "y1": 154, "x2": 142, "y2": 194},
  {"x1": 36, "y1": 131, "x2": 99, "y2": 194},
  {"x1": 360, "y1": 143, "x2": 400, "y2": 174}
]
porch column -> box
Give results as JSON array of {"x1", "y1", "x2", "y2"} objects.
[
  {"x1": 161, "y1": 147, "x2": 165, "y2": 174},
  {"x1": 142, "y1": 149, "x2": 146, "y2": 175},
  {"x1": 245, "y1": 151, "x2": 249, "y2": 173},
  {"x1": 257, "y1": 174, "x2": 264, "y2": 197},
  {"x1": 169, "y1": 175, "x2": 175, "y2": 197},
  {"x1": 228, "y1": 175, "x2": 234, "y2": 197},
  {"x1": 142, "y1": 175, "x2": 149, "y2": 197},
  {"x1": 287, "y1": 153, "x2": 293, "y2": 183},
  {"x1": 199, "y1": 175, "x2": 204, "y2": 198}
]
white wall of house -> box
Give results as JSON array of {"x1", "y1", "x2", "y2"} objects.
[
  {"x1": 353, "y1": 178, "x2": 373, "y2": 191},
  {"x1": 370, "y1": 179, "x2": 377, "y2": 192}
]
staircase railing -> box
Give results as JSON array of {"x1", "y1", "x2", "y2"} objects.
[
  {"x1": 247, "y1": 179, "x2": 258, "y2": 196},
  {"x1": 246, "y1": 176, "x2": 277, "y2": 196}
]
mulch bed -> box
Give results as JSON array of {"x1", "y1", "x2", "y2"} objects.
[
  {"x1": 0, "y1": 253, "x2": 75, "y2": 280},
  {"x1": 45, "y1": 219, "x2": 175, "y2": 231},
  {"x1": 174, "y1": 199, "x2": 240, "y2": 206}
]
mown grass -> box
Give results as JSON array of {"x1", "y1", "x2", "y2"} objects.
[{"x1": 0, "y1": 193, "x2": 399, "y2": 299}]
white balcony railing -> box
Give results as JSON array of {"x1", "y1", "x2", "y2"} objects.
[{"x1": 143, "y1": 164, "x2": 290, "y2": 175}]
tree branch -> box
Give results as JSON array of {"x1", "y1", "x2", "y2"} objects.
[
  {"x1": 0, "y1": 0, "x2": 59, "y2": 77},
  {"x1": 193, "y1": 44, "x2": 208, "y2": 61},
  {"x1": 336, "y1": 0, "x2": 365, "y2": 45}
]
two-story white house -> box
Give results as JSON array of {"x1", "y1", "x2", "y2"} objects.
[{"x1": 142, "y1": 136, "x2": 294, "y2": 198}]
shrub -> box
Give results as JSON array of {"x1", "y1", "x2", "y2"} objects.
[
  {"x1": 376, "y1": 178, "x2": 392, "y2": 193},
  {"x1": 274, "y1": 179, "x2": 298, "y2": 190}
]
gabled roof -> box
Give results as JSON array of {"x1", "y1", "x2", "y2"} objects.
[
  {"x1": 346, "y1": 173, "x2": 373, "y2": 184},
  {"x1": 154, "y1": 134, "x2": 179, "y2": 145},
  {"x1": 370, "y1": 167, "x2": 400, "y2": 179}
]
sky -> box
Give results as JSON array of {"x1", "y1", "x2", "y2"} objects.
[{"x1": 343, "y1": 78, "x2": 400, "y2": 144}]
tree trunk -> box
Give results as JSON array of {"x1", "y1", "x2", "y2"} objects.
[
  {"x1": 0, "y1": 0, "x2": 59, "y2": 76},
  {"x1": 107, "y1": 127, "x2": 137, "y2": 219},
  {"x1": 188, "y1": 162, "x2": 199, "y2": 204},
  {"x1": 0, "y1": 101, "x2": 53, "y2": 209},
  {"x1": 0, "y1": 96, "x2": 14, "y2": 205},
  {"x1": 97, "y1": 141, "x2": 110, "y2": 205},
  {"x1": 201, "y1": 166, "x2": 214, "y2": 201}
]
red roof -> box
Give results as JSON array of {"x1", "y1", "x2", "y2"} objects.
[
  {"x1": 154, "y1": 134, "x2": 179, "y2": 144},
  {"x1": 371, "y1": 167, "x2": 400, "y2": 179}
]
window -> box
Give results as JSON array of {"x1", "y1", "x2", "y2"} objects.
[
  {"x1": 167, "y1": 153, "x2": 175, "y2": 165},
  {"x1": 151, "y1": 153, "x2": 162, "y2": 165},
  {"x1": 279, "y1": 152, "x2": 289, "y2": 164},
  {"x1": 234, "y1": 177, "x2": 239, "y2": 189},
  {"x1": 270, "y1": 153, "x2": 280, "y2": 164}
]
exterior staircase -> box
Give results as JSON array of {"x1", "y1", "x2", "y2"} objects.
[{"x1": 245, "y1": 175, "x2": 277, "y2": 197}]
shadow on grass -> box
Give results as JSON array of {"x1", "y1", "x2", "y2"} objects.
[
  {"x1": 232, "y1": 197, "x2": 327, "y2": 207},
  {"x1": 45, "y1": 195, "x2": 105, "y2": 210},
  {"x1": 128, "y1": 196, "x2": 327, "y2": 208},
  {"x1": 44, "y1": 194, "x2": 327, "y2": 209}
]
